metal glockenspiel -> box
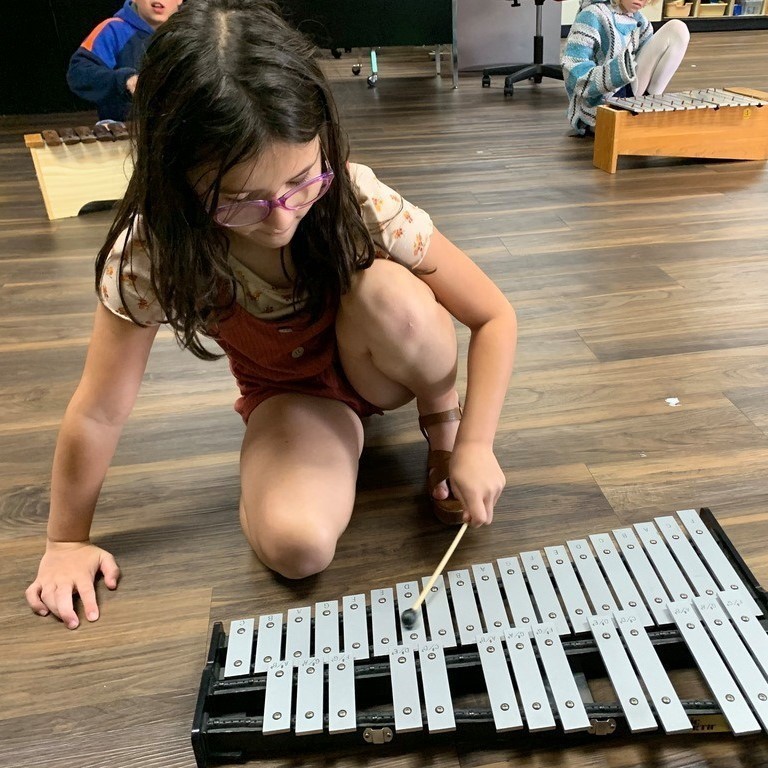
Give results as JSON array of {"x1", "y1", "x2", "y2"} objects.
[{"x1": 191, "y1": 508, "x2": 768, "y2": 766}]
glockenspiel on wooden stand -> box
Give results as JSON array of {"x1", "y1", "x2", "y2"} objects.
[
  {"x1": 592, "y1": 87, "x2": 768, "y2": 173},
  {"x1": 24, "y1": 122, "x2": 133, "y2": 220},
  {"x1": 191, "y1": 508, "x2": 768, "y2": 766}
]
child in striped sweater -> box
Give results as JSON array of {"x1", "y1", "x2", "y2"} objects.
[{"x1": 561, "y1": 0, "x2": 690, "y2": 134}]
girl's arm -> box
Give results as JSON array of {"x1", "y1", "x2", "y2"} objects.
[
  {"x1": 636, "y1": 15, "x2": 654, "y2": 55},
  {"x1": 562, "y1": 10, "x2": 637, "y2": 106},
  {"x1": 418, "y1": 229, "x2": 517, "y2": 524},
  {"x1": 25, "y1": 302, "x2": 158, "y2": 628}
]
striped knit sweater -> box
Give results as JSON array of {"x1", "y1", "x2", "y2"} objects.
[{"x1": 561, "y1": 0, "x2": 653, "y2": 133}]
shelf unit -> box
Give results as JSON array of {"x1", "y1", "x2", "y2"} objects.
[{"x1": 663, "y1": 0, "x2": 766, "y2": 18}]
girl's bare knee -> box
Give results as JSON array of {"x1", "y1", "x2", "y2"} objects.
[
  {"x1": 259, "y1": 537, "x2": 336, "y2": 580},
  {"x1": 240, "y1": 510, "x2": 337, "y2": 579},
  {"x1": 342, "y1": 259, "x2": 437, "y2": 342}
]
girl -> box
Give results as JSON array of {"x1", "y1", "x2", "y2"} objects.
[
  {"x1": 562, "y1": 0, "x2": 690, "y2": 134},
  {"x1": 25, "y1": 0, "x2": 517, "y2": 629}
]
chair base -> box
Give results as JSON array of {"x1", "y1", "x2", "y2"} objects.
[
  {"x1": 482, "y1": 62, "x2": 563, "y2": 92},
  {"x1": 480, "y1": 0, "x2": 564, "y2": 98}
]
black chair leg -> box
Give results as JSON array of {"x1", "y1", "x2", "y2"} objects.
[{"x1": 481, "y1": 0, "x2": 564, "y2": 96}]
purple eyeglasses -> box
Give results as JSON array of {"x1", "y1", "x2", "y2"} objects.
[{"x1": 213, "y1": 152, "x2": 335, "y2": 228}]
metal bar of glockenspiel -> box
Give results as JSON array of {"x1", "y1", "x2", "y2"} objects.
[
  {"x1": 313, "y1": 599, "x2": 340, "y2": 660},
  {"x1": 421, "y1": 574, "x2": 456, "y2": 647},
  {"x1": 532, "y1": 623, "x2": 591, "y2": 733},
  {"x1": 523, "y1": 549, "x2": 570, "y2": 635},
  {"x1": 254, "y1": 613, "x2": 283, "y2": 673},
  {"x1": 294, "y1": 657, "x2": 324, "y2": 735},
  {"x1": 342, "y1": 594, "x2": 369, "y2": 659},
  {"x1": 390, "y1": 645, "x2": 423, "y2": 732},
  {"x1": 223, "y1": 618, "x2": 255, "y2": 678},
  {"x1": 371, "y1": 587, "x2": 397, "y2": 656},
  {"x1": 262, "y1": 660, "x2": 293, "y2": 735},
  {"x1": 656, "y1": 516, "x2": 720, "y2": 598},
  {"x1": 568, "y1": 538, "x2": 619, "y2": 616},
  {"x1": 448, "y1": 569, "x2": 483, "y2": 645},
  {"x1": 285, "y1": 606, "x2": 311, "y2": 665},
  {"x1": 544, "y1": 545, "x2": 591, "y2": 633},
  {"x1": 397, "y1": 581, "x2": 427, "y2": 649},
  {"x1": 589, "y1": 615, "x2": 658, "y2": 733},
  {"x1": 613, "y1": 527, "x2": 672, "y2": 624},
  {"x1": 719, "y1": 594, "x2": 768, "y2": 679},
  {"x1": 327, "y1": 653, "x2": 356, "y2": 733},
  {"x1": 504, "y1": 627, "x2": 556, "y2": 731},
  {"x1": 669, "y1": 600, "x2": 760, "y2": 735},
  {"x1": 498, "y1": 556, "x2": 538, "y2": 629},
  {"x1": 477, "y1": 632, "x2": 524, "y2": 732},
  {"x1": 419, "y1": 642, "x2": 456, "y2": 733},
  {"x1": 590, "y1": 532, "x2": 653, "y2": 627},
  {"x1": 614, "y1": 610, "x2": 692, "y2": 734},
  {"x1": 693, "y1": 596, "x2": 768, "y2": 732},
  {"x1": 472, "y1": 562, "x2": 511, "y2": 634},
  {"x1": 676, "y1": 509, "x2": 762, "y2": 616},
  {"x1": 635, "y1": 521, "x2": 694, "y2": 602}
]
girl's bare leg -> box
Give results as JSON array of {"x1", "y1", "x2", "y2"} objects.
[
  {"x1": 239, "y1": 393, "x2": 364, "y2": 579},
  {"x1": 336, "y1": 258, "x2": 460, "y2": 502}
]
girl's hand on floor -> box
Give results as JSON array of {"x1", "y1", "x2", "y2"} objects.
[{"x1": 25, "y1": 541, "x2": 120, "y2": 629}]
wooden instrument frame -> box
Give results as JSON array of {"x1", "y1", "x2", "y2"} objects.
[
  {"x1": 24, "y1": 130, "x2": 133, "y2": 220},
  {"x1": 593, "y1": 87, "x2": 768, "y2": 173}
]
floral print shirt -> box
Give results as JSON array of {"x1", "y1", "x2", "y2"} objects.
[{"x1": 99, "y1": 163, "x2": 433, "y2": 324}]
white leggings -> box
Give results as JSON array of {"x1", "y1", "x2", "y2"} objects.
[{"x1": 634, "y1": 19, "x2": 690, "y2": 96}]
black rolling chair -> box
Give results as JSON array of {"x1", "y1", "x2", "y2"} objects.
[{"x1": 481, "y1": 0, "x2": 564, "y2": 97}]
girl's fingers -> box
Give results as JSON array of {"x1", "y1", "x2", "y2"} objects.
[
  {"x1": 25, "y1": 582, "x2": 50, "y2": 616},
  {"x1": 100, "y1": 554, "x2": 121, "y2": 590},
  {"x1": 54, "y1": 586, "x2": 79, "y2": 630},
  {"x1": 77, "y1": 580, "x2": 99, "y2": 622}
]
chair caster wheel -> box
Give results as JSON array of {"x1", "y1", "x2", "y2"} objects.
[
  {"x1": 503, "y1": 83, "x2": 514, "y2": 96},
  {"x1": 367, "y1": 74, "x2": 378, "y2": 87},
  {"x1": 352, "y1": 64, "x2": 362, "y2": 76},
  {"x1": 331, "y1": 48, "x2": 342, "y2": 59},
  {"x1": 482, "y1": 74, "x2": 491, "y2": 88}
]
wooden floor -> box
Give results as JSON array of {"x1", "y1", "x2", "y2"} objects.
[{"x1": 2, "y1": 29, "x2": 768, "y2": 768}]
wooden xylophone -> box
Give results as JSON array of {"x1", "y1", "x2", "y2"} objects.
[
  {"x1": 191, "y1": 508, "x2": 768, "y2": 766},
  {"x1": 24, "y1": 122, "x2": 133, "y2": 220},
  {"x1": 592, "y1": 87, "x2": 768, "y2": 173}
]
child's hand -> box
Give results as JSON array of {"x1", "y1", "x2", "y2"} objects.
[
  {"x1": 448, "y1": 443, "x2": 506, "y2": 527},
  {"x1": 25, "y1": 541, "x2": 120, "y2": 630}
]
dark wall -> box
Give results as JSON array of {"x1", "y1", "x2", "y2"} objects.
[
  {"x1": 0, "y1": 1, "x2": 453, "y2": 117},
  {"x1": 0, "y1": 0, "x2": 117, "y2": 116},
  {"x1": 279, "y1": 0, "x2": 452, "y2": 50}
]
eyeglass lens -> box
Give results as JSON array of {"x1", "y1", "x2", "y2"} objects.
[{"x1": 216, "y1": 175, "x2": 331, "y2": 227}]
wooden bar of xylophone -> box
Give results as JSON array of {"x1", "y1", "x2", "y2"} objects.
[
  {"x1": 24, "y1": 122, "x2": 133, "y2": 220},
  {"x1": 191, "y1": 507, "x2": 768, "y2": 766},
  {"x1": 592, "y1": 87, "x2": 768, "y2": 173}
]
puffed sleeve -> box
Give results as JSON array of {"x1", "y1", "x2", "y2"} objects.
[
  {"x1": 349, "y1": 162, "x2": 433, "y2": 270},
  {"x1": 98, "y1": 225, "x2": 165, "y2": 325}
]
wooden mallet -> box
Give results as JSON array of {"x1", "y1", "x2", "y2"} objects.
[{"x1": 401, "y1": 522, "x2": 469, "y2": 629}]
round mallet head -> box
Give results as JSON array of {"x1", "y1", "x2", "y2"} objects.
[{"x1": 401, "y1": 608, "x2": 418, "y2": 629}]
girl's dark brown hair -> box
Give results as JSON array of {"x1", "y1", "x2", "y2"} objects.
[{"x1": 96, "y1": 0, "x2": 375, "y2": 359}]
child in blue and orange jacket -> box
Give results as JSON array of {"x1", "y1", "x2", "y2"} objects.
[{"x1": 67, "y1": 0, "x2": 182, "y2": 122}]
